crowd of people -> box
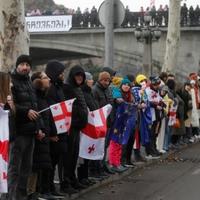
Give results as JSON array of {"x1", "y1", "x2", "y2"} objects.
[
  {"x1": 1, "y1": 55, "x2": 200, "y2": 200},
  {"x1": 26, "y1": 4, "x2": 200, "y2": 28}
]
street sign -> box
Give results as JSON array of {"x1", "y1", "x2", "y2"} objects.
[{"x1": 98, "y1": 0, "x2": 125, "y2": 28}]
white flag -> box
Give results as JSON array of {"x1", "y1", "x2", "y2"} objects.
[
  {"x1": 79, "y1": 104, "x2": 112, "y2": 160},
  {"x1": 0, "y1": 108, "x2": 9, "y2": 193},
  {"x1": 50, "y1": 99, "x2": 75, "y2": 134}
]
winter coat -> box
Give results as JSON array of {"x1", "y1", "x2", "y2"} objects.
[
  {"x1": 45, "y1": 63, "x2": 68, "y2": 153},
  {"x1": 46, "y1": 80, "x2": 66, "y2": 137},
  {"x1": 11, "y1": 70, "x2": 39, "y2": 136},
  {"x1": 63, "y1": 65, "x2": 88, "y2": 130},
  {"x1": 177, "y1": 89, "x2": 192, "y2": 120},
  {"x1": 92, "y1": 81, "x2": 114, "y2": 127},
  {"x1": 32, "y1": 90, "x2": 52, "y2": 171},
  {"x1": 92, "y1": 81, "x2": 113, "y2": 108},
  {"x1": 81, "y1": 84, "x2": 98, "y2": 111},
  {"x1": 4, "y1": 103, "x2": 16, "y2": 142}
]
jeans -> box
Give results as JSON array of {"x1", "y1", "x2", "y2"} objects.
[{"x1": 8, "y1": 135, "x2": 35, "y2": 200}]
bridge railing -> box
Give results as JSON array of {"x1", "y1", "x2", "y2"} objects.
[
  {"x1": 71, "y1": 11, "x2": 200, "y2": 29},
  {"x1": 26, "y1": 11, "x2": 200, "y2": 30}
]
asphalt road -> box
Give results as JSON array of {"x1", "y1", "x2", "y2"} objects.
[{"x1": 76, "y1": 143, "x2": 200, "y2": 200}]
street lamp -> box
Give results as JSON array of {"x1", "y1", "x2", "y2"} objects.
[{"x1": 135, "y1": 15, "x2": 162, "y2": 76}]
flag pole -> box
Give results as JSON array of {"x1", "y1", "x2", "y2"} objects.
[{"x1": 38, "y1": 107, "x2": 50, "y2": 114}]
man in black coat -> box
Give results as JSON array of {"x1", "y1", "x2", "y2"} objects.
[
  {"x1": 8, "y1": 55, "x2": 42, "y2": 200},
  {"x1": 63, "y1": 65, "x2": 88, "y2": 190}
]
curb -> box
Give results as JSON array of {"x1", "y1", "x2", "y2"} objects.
[{"x1": 64, "y1": 142, "x2": 199, "y2": 200}]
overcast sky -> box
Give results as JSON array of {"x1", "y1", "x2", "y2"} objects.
[{"x1": 54, "y1": 0, "x2": 198, "y2": 11}]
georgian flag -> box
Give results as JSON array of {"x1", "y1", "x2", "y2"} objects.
[
  {"x1": 79, "y1": 104, "x2": 112, "y2": 160},
  {"x1": 0, "y1": 108, "x2": 9, "y2": 193},
  {"x1": 168, "y1": 102, "x2": 178, "y2": 126},
  {"x1": 50, "y1": 99, "x2": 75, "y2": 134}
]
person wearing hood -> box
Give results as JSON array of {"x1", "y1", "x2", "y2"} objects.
[
  {"x1": 77, "y1": 72, "x2": 98, "y2": 186},
  {"x1": 8, "y1": 55, "x2": 42, "y2": 200},
  {"x1": 62, "y1": 65, "x2": 88, "y2": 191},
  {"x1": 45, "y1": 60, "x2": 70, "y2": 197}
]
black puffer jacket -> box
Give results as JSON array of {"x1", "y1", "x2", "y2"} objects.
[
  {"x1": 32, "y1": 90, "x2": 52, "y2": 171},
  {"x1": 63, "y1": 65, "x2": 88, "y2": 130},
  {"x1": 11, "y1": 70, "x2": 39, "y2": 135},
  {"x1": 81, "y1": 84, "x2": 98, "y2": 111}
]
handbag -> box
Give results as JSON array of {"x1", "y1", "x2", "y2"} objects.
[{"x1": 173, "y1": 118, "x2": 181, "y2": 129}]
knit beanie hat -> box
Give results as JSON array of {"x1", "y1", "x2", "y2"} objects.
[
  {"x1": 45, "y1": 60, "x2": 65, "y2": 81},
  {"x1": 85, "y1": 72, "x2": 93, "y2": 80},
  {"x1": 112, "y1": 76, "x2": 123, "y2": 87},
  {"x1": 16, "y1": 55, "x2": 32, "y2": 68},
  {"x1": 98, "y1": 72, "x2": 111, "y2": 81},
  {"x1": 121, "y1": 78, "x2": 131, "y2": 86},
  {"x1": 126, "y1": 74, "x2": 135, "y2": 83}
]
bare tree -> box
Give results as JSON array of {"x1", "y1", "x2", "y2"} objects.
[
  {"x1": 162, "y1": 0, "x2": 181, "y2": 73},
  {"x1": 0, "y1": 0, "x2": 29, "y2": 72}
]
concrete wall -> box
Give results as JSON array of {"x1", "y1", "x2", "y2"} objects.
[{"x1": 30, "y1": 27, "x2": 200, "y2": 79}]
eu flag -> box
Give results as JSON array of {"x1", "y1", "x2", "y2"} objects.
[
  {"x1": 109, "y1": 102, "x2": 137, "y2": 145},
  {"x1": 140, "y1": 106, "x2": 152, "y2": 145}
]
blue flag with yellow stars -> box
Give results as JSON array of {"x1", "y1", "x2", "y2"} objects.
[
  {"x1": 109, "y1": 102, "x2": 137, "y2": 145},
  {"x1": 140, "y1": 106, "x2": 152, "y2": 145}
]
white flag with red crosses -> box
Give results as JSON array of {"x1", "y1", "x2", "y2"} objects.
[
  {"x1": 50, "y1": 99, "x2": 75, "y2": 134},
  {"x1": 79, "y1": 104, "x2": 112, "y2": 160},
  {"x1": 0, "y1": 108, "x2": 9, "y2": 193}
]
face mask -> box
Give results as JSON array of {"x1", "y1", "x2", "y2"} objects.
[{"x1": 166, "y1": 79, "x2": 176, "y2": 90}]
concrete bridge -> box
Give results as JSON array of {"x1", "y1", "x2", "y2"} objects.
[{"x1": 30, "y1": 27, "x2": 200, "y2": 78}]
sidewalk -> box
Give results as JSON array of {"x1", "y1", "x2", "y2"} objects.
[{"x1": 64, "y1": 141, "x2": 199, "y2": 200}]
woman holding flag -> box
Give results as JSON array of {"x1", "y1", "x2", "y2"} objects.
[{"x1": 108, "y1": 77, "x2": 137, "y2": 172}]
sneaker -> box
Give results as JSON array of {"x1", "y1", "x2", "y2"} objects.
[
  {"x1": 135, "y1": 155, "x2": 146, "y2": 162},
  {"x1": 159, "y1": 149, "x2": 167, "y2": 154},
  {"x1": 189, "y1": 138, "x2": 195, "y2": 143},
  {"x1": 71, "y1": 181, "x2": 88, "y2": 190},
  {"x1": 38, "y1": 193, "x2": 63, "y2": 200},
  {"x1": 111, "y1": 165, "x2": 128, "y2": 173},
  {"x1": 104, "y1": 163, "x2": 116, "y2": 174},
  {"x1": 99, "y1": 171, "x2": 109, "y2": 178},
  {"x1": 27, "y1": 192, "x2": 39, "y2": 200},
  {"x1": 124, "y1": 161, "x2": 135, "y2": 168},
  {"x1": 145, "y1": 154, "x2": 160, "y2": 160},
  {"x1": 80, "y1": 178, "x2": 92, "y2": 186},
  {"x1": 60, "y1": 186, "x2": 78, "y2": 195},
  {"x1": 51, "y1": 190, "x2": 65, "y2": 198}
]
